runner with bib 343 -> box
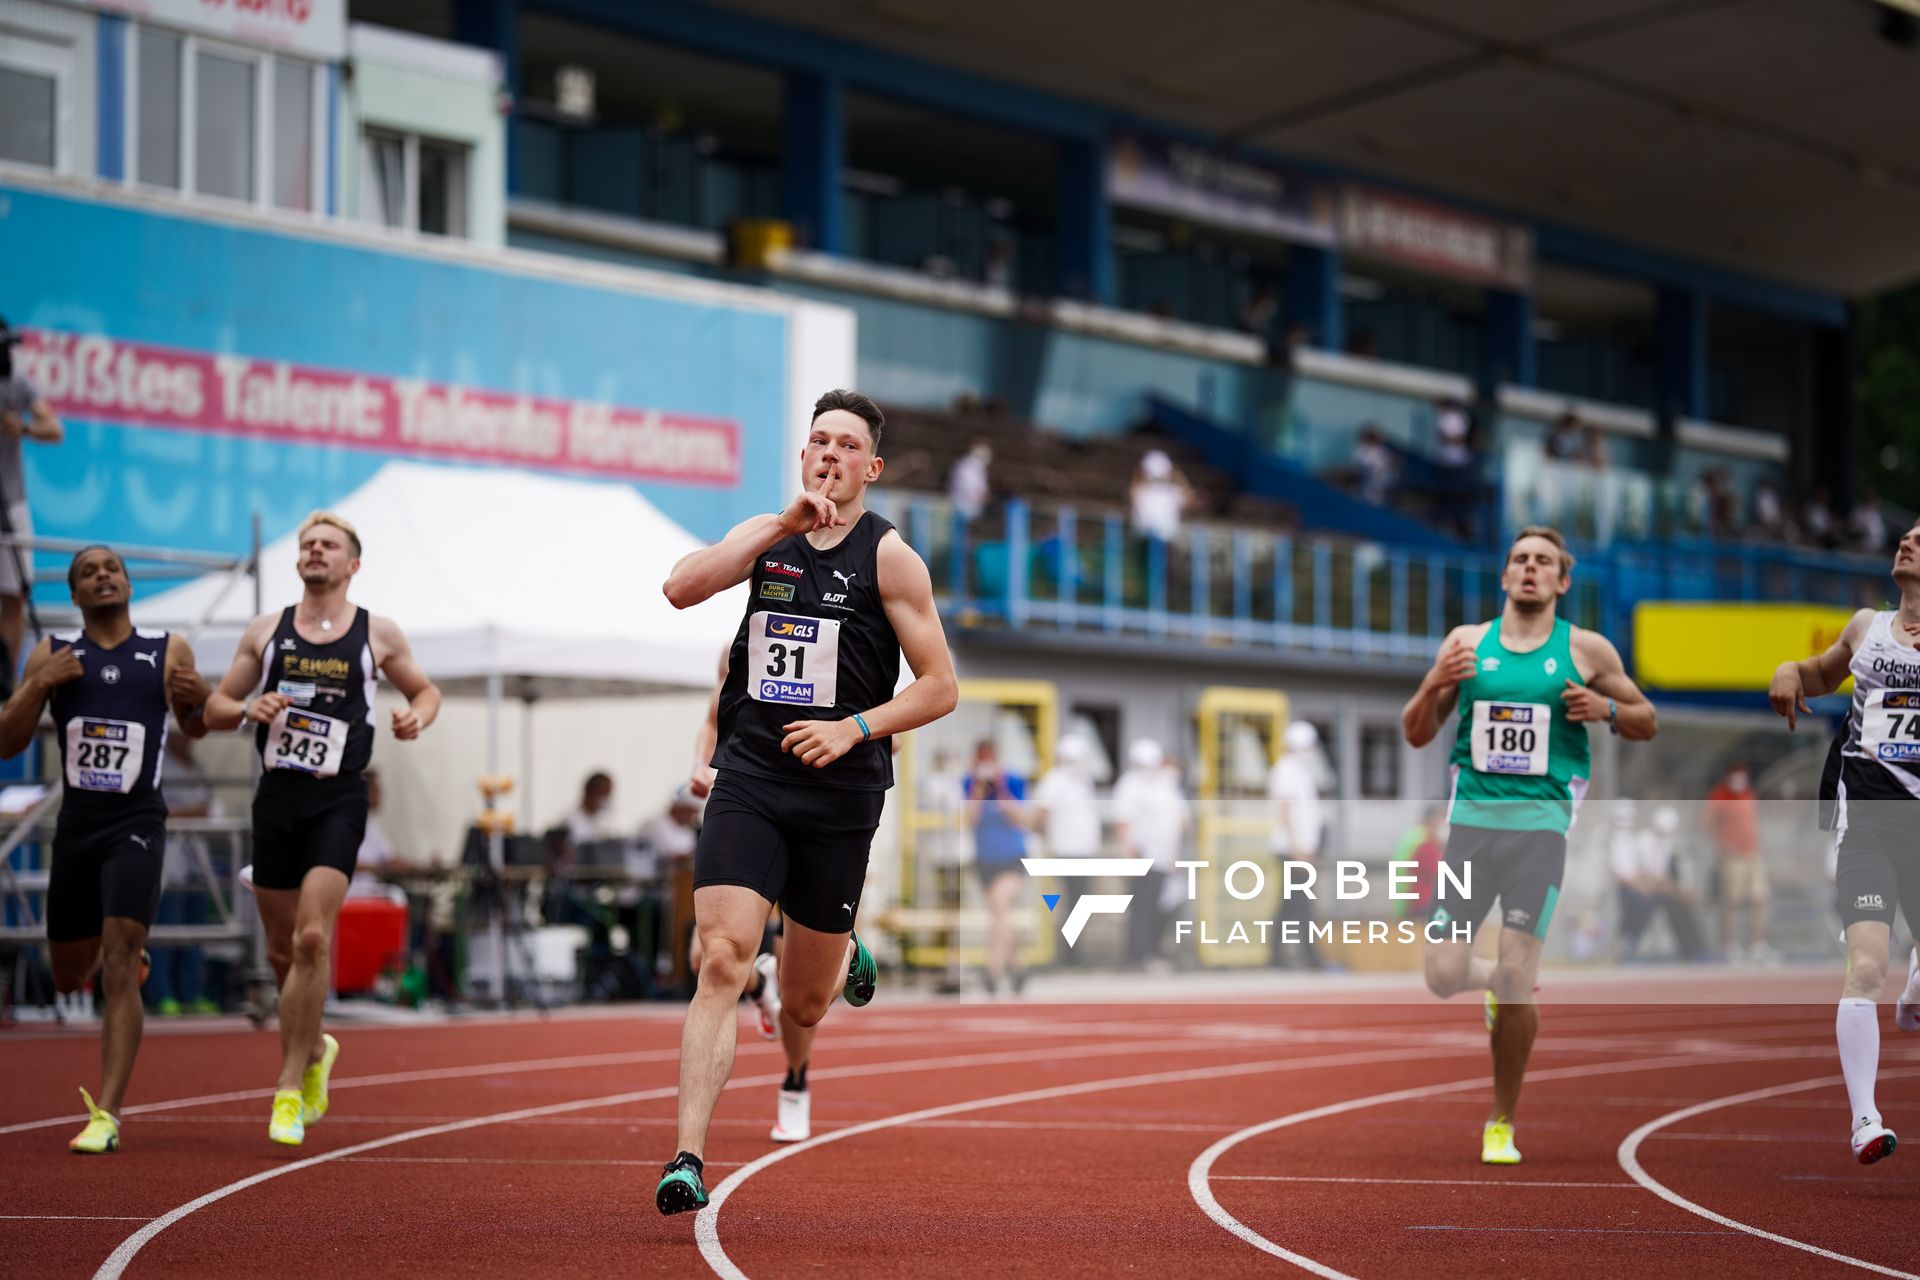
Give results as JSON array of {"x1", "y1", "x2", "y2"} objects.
[{"x1": 1401, "y1": 525, "x2": 1657, "y2": 1166}]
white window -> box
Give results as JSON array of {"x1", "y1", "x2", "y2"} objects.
[
  {"x1": 0, "y1": 31, "x2": 68, "y2": 171},
  {"x1": 125, "y1": 23, "x2": 325, "y2": 214},
  {"x1": 361, "y1": 129, "x2": 469, "y2": 238}
]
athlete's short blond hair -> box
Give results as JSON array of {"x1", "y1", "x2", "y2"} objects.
[
  {"x1": 298, "y1": 510, "x2": 362, "y2": 558},
  {"x1": 1510, "y1": 524, "x2": 1574, "y2": 577}
]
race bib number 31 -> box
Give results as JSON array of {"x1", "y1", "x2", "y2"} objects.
[
  {"x1": 264, "y1": 707, "x2": 348, "y2": 777},
  {"x1": 1471, "y1": 701, "x2": 1551, "y2": 776},
  {"x1": 1862, "y1": 690, "x2": 1920, "y2": 763},
  {"x1": 746, "y1": 611, "x2": 841, "y2": 708},
  {"x1": 66, "y1": 718, "x2": 145, "y2": 793}
]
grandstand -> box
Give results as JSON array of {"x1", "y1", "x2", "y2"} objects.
[{"x1": 1, "y1": 0, "x2": 1918, "y2": 1275}]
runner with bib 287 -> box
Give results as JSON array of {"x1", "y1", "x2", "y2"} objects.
[{"x1": 1401, "y1": 524, "x2": 1657, "y2": 1167}]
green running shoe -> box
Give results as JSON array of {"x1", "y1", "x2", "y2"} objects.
[
  {"x1": 843, "y1": 931, "x2": 877, "y2": 1008},
  {"x1": 656, "y1": 1152, "x2": 708, "y2": 1215}
]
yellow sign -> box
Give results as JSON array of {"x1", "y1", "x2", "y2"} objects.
[{"x1": 1633, "y1": 602, "x2": 1858, "y2": 691}]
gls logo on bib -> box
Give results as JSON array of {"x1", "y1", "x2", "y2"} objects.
[{"x1": 763, "y1": 615, "x2": 820, "y2": 642}]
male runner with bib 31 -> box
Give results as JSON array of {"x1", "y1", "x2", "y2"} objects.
[
  {"x1": 1402, "y1": 525, "x2": 1656, "y2": 1165},
  {"x1": 655, "y1": 390, "x2": 958, "y2": 1215},
  {"x1": 0, "y1": 546, "x2": 212, "y2": 1152},
  {"x1": 205, "y1": 512, "x2": 440, "y2": 1146},
  {"x1": 1768, "y1": 517, "x2": 1920, "y2": 1166}
]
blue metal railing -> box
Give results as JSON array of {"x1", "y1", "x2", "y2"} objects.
[{"x1": 869, "y1": 491, "x2": 1894, "y2": 666}]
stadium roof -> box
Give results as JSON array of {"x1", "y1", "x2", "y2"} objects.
[{"x1": 710, "y1": 0, "x2": 1920, "y2": 297}]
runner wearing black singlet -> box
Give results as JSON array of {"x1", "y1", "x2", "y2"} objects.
[
  {"x1": 0, "y1": 545, "x2": 212, "y2": 1152},
  {"x1": 205, "y1": 511, "x2": 441, "y2": 1148},
  {"x1": 655, "y1": 390, "x2": 958, "y2": 1215}
]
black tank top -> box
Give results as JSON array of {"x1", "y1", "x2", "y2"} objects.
[
  {"x1": 712, "y1": 512, "x2": 902, "y2": 792},
  {"x1": 50, "y1": 627, "x2": 171, "y2": 823},
  {"x1": 255, "y1": 605, "x2": 376, "y2": 780}
]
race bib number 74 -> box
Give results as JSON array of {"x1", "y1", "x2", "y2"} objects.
[
  {"x1": 1471, "y1": 701, "x2": 1551, "y2": 776},
  {"x1": 1862, "y1": 690, "x2": 1920, "y2": 763},
  {"x1": 746, "y1": 611, "x2": 841, "y2": 708}
]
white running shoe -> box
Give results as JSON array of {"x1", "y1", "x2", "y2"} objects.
[
  {"x1": 1853, "y1": 1117, "x2": 1898, "y2": 1165},
  {"x1": 1897, "y1": 949, "x2": 1920, "y2": 1034},
  {"x1": 238, "y1": 864, "x2": 255, "y2": 896},
  {"x1": 770, "y1": 1088, "x2": 810, "y2": 1143},
  {"x1": 752, "y1": 952, "x2": 781, "y2": 1040}
]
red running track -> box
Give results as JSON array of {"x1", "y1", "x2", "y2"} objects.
[{"x1": 2, "y1": 978, "x2": 1916, "y2": 1278}]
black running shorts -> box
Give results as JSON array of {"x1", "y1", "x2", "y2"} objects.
[
  {"x1": 1835, "y1": 814, "x2": 1920, "y2": 930},
  {"x1": 1429, "y1": 824, "x2": 1567, "y2": 943},
  {"x1": 694, "y1": 771, "x2": 885, "y2": 934},
  {"x1": 251, "y1": 772, "x2": 370, "y2": 891},
  {"x1": 46, "y1": 811, "x2": 166, "y2": 943}
]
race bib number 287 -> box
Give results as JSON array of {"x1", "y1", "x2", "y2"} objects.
[{"x1": 746, "y1": 611, "x2": 841, "y2": 708}]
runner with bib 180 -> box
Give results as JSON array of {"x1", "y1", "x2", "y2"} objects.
[{"x1": 1401, "y1": 524, "x2": 1657, "y2": 1166}]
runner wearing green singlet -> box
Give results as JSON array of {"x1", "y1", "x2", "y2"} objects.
[{"x1": 1401, "y1": 525, "x2": 1658, "y2": 1166}]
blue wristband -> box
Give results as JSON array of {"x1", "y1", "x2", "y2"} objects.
[
  {"x1": 1607, "y1": 698, "x2": 1619, "y2": 735},
  {"x1": 852, "y1": 712, "x2": 872, "y2": 741}
]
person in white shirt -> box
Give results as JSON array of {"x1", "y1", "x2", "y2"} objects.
[
  {"x1": 1130, "y1": 451, "x2": 1197, "y2": 545},
  {"x1": 1268, "y1": 721, "x2": 1329, "y2": 970},
  {"x1": 1031, "y1": 736, "x2": 1103, "y2": 969},
  {"x1": 1112, "y1": 739, "x2": 1189, "y2": 966},
  {"x1": 568, "y1": 771, "x2": 615, "y2": 846},
  {"x1": 1609, "y1": 805, "x2": 1706, "y2": 961},
  {"x1": 948, "y1": 442, "x2": 992, "y2": 524}
]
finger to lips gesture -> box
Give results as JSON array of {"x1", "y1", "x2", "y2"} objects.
[{"x1": 787, "y1": 471, "x2": 845, "y2": 534}]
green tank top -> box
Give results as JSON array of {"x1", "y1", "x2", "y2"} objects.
[{"x1": 1448, "y1": 616, "x2": 1592, "y2": 834}]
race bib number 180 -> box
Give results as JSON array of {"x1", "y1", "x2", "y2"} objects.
[
  {"x1": 66, "y1": 718, "x2": 145, "y2": 793},
  {"x1": 1861, "y1": 689, "x2": 1920, "y2": 763},
  {"x1": 746, "y1": 611, "x2": 842, "y2": 708},
  {"x1": 263, "y1": 707, "x2": 348, "y2": 777},
  {"x1": 1471, "y1": 701, "x2": 1551, "y2": 776}
]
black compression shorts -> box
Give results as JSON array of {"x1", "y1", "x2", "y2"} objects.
[
  {"x1": 251, "y1": 772, "x2": 370, "y2": 891},
  {"x1": 694, "y1": 771, "x2": 884, "y2": 934},
  {"x1": 47, "y1": 811, "x2": 166, "y2": 943},
  {"x1": 1429, "y1": 824, "x2": 1568, "y2": 943},
  {"x1": 1835, "y1": 815, "x2": 1920, "y2": 931}
]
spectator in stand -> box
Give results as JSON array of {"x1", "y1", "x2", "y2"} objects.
[
  {"x1": 1430, "y1": 398, "x2": 1474, "y2": 470},
  {"x1": 1545, "y1": 412, "x2": 1584, "y2": 462},
  {"x1": 1753, "y1": 479, "x2": 1785, "y2": 540},
  {"x1": 1706, "y1": 763, "x2": 1776, "y2": 964},
  {"x1": 151, "y1": 734, "x2": 217, "y2": 1016},
  {"x1": 983, "y1": 240, "x2": 1014, "y2": 290},
  {"x1": 965, "y1": 740, "x2": 1030, "y2": 996},
  {"x1": 1389, "y1": 805, "x2": 1448, "y2": 921},
  {"x1": 1113, "y1": 738, "x2": 1189, "y2": 970},
  {"x1": 1851, "y1": 488, "x2": 1888, "y2": 554},
  {"x1": 948, "y1": 441, "x2": 992, "y2": 524},
  {"x1": 1268, "y1": 721, "x2": 1329, "y2": 970},
  {"x1": 1803, "y1": 485, "x2": 1836, "y2": 549},
  {"x1": 1582, "y1": 425, "x2": 1610, "y2": 472},
  {"x1": 0, "y1": 316, "x2": 64, "y2": 692},
  {"x1": 1130, "y1": 450, "x2": 1198, "y2": 544},
  {"x1": 1610, "y1": 804, "x2": 1709, "y2": 962},
  {"x1": 1353, "y1": 426, "x2": 1396, "y2": 506}
]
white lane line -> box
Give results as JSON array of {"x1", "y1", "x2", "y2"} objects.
[
  {"x1": 89, "y1": 1033, "x2": 1262, "y2": 1280},
  {"x1": 339, "y1": 1156, "x2": 746, "y2": 1169},
  {"x1": 1406, "y1": 1224, "x2": 1736, "y2": 1236},
  {"x1": 1617, "y1": 1068, "x2": 1920, "y2": 1280},
  {"x1": 1, "y1": 1024, "x2": 1108, "y2": 1138},
  {"x1": 1213, "y1": 1175, "x2": 1636, "y2": 1189},
  {"x1": 692, "y1": 1042, "x2": 1506, "y2": 1280},
  {"x1": 1186, "y1": 1051, "x2": 1745, "y2": 1280}
]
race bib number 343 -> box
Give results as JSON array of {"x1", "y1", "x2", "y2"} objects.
[
  {"x1": 1471, "y1": 701, "x2": 1551, "y2": 776},
  {"x1": 264, "y1": 707, "x2": 348, "y2": 777},
  {"x1": 66, "y1": 718, "x2": 145, "y2": 793},
  {"x1": 746, "y1": 611, "x2": 841, "y2": 707},
  {"x1": 1862, "y1": 689, "x2": 1920, "y2": 763}
]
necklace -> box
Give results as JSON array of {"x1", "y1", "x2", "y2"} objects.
[{"x1": 304, "y1": 605, "x2": 341, "y2": 633}]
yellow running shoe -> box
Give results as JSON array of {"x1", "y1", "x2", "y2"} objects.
[
  {"x1": 1482, "y1": 1119, "x2": 1522, "y2": 1165},
  {"x1": 301, "y1": 1033, "x2": 340, "y2": 1126},
  {"x1": 68, "y1": 1088, "x2": 119, "y2": 1154},
  {"x1": 269, "y1": 1090, "x2": 305, "y2": 1146},
  {"x1": 1483, "y1": 989, "x2": 1497, "y2": 1033}
]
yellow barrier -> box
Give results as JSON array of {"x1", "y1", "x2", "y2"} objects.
[{"x1": 1633, "y1": 602, "x2": 1856, "y2": 692}]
